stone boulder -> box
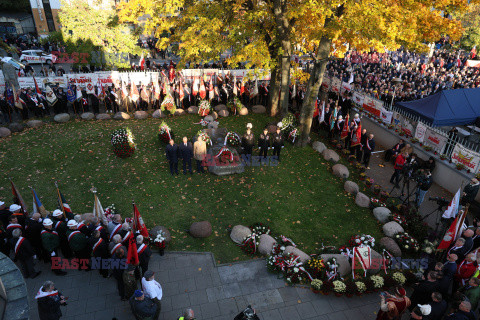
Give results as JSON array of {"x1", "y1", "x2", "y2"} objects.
[
  {"x1": 152, "y1": 109, "x2": 165, "y2": 118},
  {"x1": 8, "y1": 122, "x2": 24, "y2": 133},
  {"x1": 322, "y1": 149, "x2": 340, "y2": 163},
  {"x1": 54, "y1": 113, "x2": 70, "y2": 123},
  {"x1": 208, "y1": 121, "x2": 219, "y2": 129},
  {"x1": 204, "y1": 115, "x2": 214, "y2": 123},
  {"x1": 96, "y1": 113, "x2": 111, "y2": 120},
  {"x1": 134, "y1": 111, "x2": 149, "y2": 119},
  {"x1": 113, "y1": 112, "x2": 130, "y2": 120},
  {"x1": 382, "y1": 221, "x2": 404, "y2": 238},
  {"x1": 230, "y1": 225, "x2": 251, "y2": 244},
  {"x1": 81, "y1": 112, "x2": 95, "y2": 120},
  {"x1": 344, "y1": 181, "x2": 359, "y2": 195},
  {"x1": 26, "y1": 120, "x2": 43, "y2": 128},
  {"x1": 0, "y1": 127, "x2": 11, "y2": 138},
  {"x1": 239, "y1": 107, "x2": 249, "y2": 116},
  {"x1": 258, "y1": 234, "x2": 277, "y2": 256},
  {"x1": 187, "y1": 106, "x2": 198, "y2": 114},
  {"x1": 218, "y1": 109, "x2": 229, "y2": 117},
  {"x1": 332, "y1": 164, "x2": 349, "y2": 179},
  {"x1": 355, "y1": 192, "x2": 370, "y2": 208},
  {"x1": 312, "y1": 141, "x2": 326, "y2": 153},
  {"x1": 149, "y1": 225, "x2": 172, "y2": 244},
  {"x1": 214, "y1": 104, "x2": 227, "y2": 112},
  {"x1": 189, "y1": 221, "x2": 212, "y2": 238},
  {"x1": 373, "y1": 207, "x2": 392, "y2": 224},
  {"x1": 320, "y1": 254, "x2": 352, "y2": 277},
  {"x1": 284, "y1": 246, "x2": 310, "y2": 263},
  {"x1": 212, "y1": 111, "x2": 218, "y2": 120},
  {"x1": 174, "y1": 109, "x2": 186, "y2": 116},
  {"x1": 367, "y1": 249, "x2": 383, "y2": 274},
  {"x1": 252, "y1": 105, "x2": 266, "y2": 114},
  {"x1": 379, "y1": 237, "x2": 402, "y2": 257}
]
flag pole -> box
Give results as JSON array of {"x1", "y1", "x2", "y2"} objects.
[{"x1": 54, "y1": 181, "x2": 66, "y2": 219}]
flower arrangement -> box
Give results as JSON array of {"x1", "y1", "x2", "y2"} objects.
[
  {"x1": 305, "y1": 257, "x2": 325, "y2": 279},
  {"x1": 394, "y1": 232, "x2": 420, "y2": 253},
  {"x1": 339, "y1": 245, "x2": 353, "y2": 258},
  {"x1": 373, "y1": 184, "x2": 381, "y2": 195},
  {"x1": 110, "y1": 128, "x2": 136, "y2": 158},
  {"x1": 410, "y1": 137, "x2": 419, "y2": 144},
  {"x1": 456, "y1": 163, "x2": 465, "y2": 170},
  {"x1": 196, "y1": 130, "x2": 212, "y2": 145},
  {"x1": 198, "y1": 100, "x2": 211, "y2": 116},
  {"x1": 280, "y1": 113, "x2": 296, "y2": 132},
  {"x1": 349, "y1": 234, "x2": 375, "y2": 248},
  {"x1": 226, "y1": 96, "x2": 244, "y2": 114},
  {"x1": 161, "y1": 93, "x2": 176, "y2": 114},
  {"x1": 158, "y1": 121, "x2": 174, "y2": 144},
  {"x1": 365, "y1": 178, "x2": 374, "y2": 186},
  {"x1": 311, "y1": 279, "x2": 323, "y2": 292},
  {"x1": 371, "y1": 198, "x2": 387, "y2": 208},
  {"x1": 392, "y1": 272, "x2": 406, "y2": 285},
  {"x1": 332, "y1": 280, "x2": 346, "y2": 294},
  {"x1": 399, "y1": 131, "x2": 405, "y2": 136},
  {"x1": 440, "y1": 154, "x2": 447, "y2": 160},
  {"x1": 282, "y1": 253, "x2": 311, "y2": 284},
  {"x1": 214, "y1": 146, "x2": 234, "y2": 164},
  {"x1": 250, "y1": 222, "x2": 271, "y2": 236},
  {"x1": 379, "y1": 191, "x2": 389, "y2": 201},
  {"x1": 423, "y1": 145, "x2": 433, "y2": 151},
  {"x1": 151, "y1": 231, "x2": 167, "y2": 250},
  {"x1": 241, "y1": 233, "x2": 259, "y2": 255},
  {"x1": 225, "y1": 131, "x2": 241, "y2": 147},
  {"x1": 422, "y1": 239, "x2": 438, "y2": 255},
  {"x1": 355, "y1": 281, "x2": 366, "y2": 293},
  {"x1": 277, "y1": 235, "x2": 296, "y2": 248},
  {"x1": 370, "y1": 275, "x2": 384, "y2": 289},
  {"x1": 104, "y1": 204, "x2": 117, "y2": 222},
  {"x1": 392, "y1": 213, "x2": 406, "y2": 226},
  {"x1": 288, "y1": 128, "x2": 298, "y2": 143}
]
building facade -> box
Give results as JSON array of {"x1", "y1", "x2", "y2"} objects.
[{"x1": 29, "y1": 0, "x2": 61, "y2": 36}]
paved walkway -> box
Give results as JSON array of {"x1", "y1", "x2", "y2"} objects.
[{"x1": 25, "y1": 252, "x2": 380, "y2": 320}]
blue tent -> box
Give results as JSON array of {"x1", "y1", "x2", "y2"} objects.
[{"x1": 395, "y1": 88, "x2": 480, "y2": 127}]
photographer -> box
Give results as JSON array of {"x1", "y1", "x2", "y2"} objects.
[
  {"x1": 35, "y1": 280, "x2": 67, "y2": 320},
  {"x1": 390, "y1": 152, "x2": 407, "y2": 188},
  {"x1": 416, "y1": 170, "x2": 433, "y2": 207}
]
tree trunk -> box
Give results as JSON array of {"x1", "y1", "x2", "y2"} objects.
[
  {"x1": 279, "y1": 45, "x2": 291, "y2": 115},
  {"x1": 268, "y1": 63, "x2": 282, "y2": 117},
  {"x1": 297, "y1": 36, "x2": 332, "y2": 147}
]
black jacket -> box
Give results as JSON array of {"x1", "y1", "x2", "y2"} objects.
[
  {"x1": 410, "y1": 280, "x2": 439, "y2": 306},
  {"x1": 129, "y1": 296, "x2": 157, "y2": 319},
  {"x1": 10, "y1": 237, "x2": 34, "y2": 260},
  {"x1": 258, "y1": 133, "x2": 270, "y2": 149},
  {"x1": 272, "y1": 133, "x2": 284, "y2": 148},
  {"x1": 166, "y1": 144, "x2": 179, "y2": 163},
  {"x1": 178, "y1": 142, "x2": 193, "y2": 160},
  {"x1": 37, "y1": 292, "x2": 63, "y2": 320}
]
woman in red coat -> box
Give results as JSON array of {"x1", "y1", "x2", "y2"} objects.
[{"x1": 376, "y1": 287, "x2": 411, "y2": 320}]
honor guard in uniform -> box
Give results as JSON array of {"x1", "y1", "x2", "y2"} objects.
[
  {"x1": 6, "y1": 215, "x2": 23, "y2": 239},
  {"x1": 51, "y1": 209, "x2": 72, "y2": 259},
  {"x1": 110, "y1": 234, "x2": 126, "y2": 258},
  {"x1": 272, "y1": 125, "x2": 285, "y2": 162},
  {"x1": 41, "y1": 218, "x2": 66, "y2": 275},
  {"x1": 9, "y1": 204, "x2": 25, "y2": 226},
  {"x1": 258, "y1": 127, "x2": 271, "y2": 159},
  {"x1": 66, "y1": 220, "x2": 89, "y2": 270},
  {"x1": 136, "y1": 235, "x2": 152, "y2": 277},
  {"x1": 25, "y1": 212, "x2": 44, "y2": 259},
  {"x1": 11, "y1": 229, "x2": 41, "y2": 278},
  {"x1": 119, "y1": 223, "x2": 132, "y2": 247},
  {"x1": 242, "y1": 123, "x2": 255, "y2": 158},
  {"x1": 90, "y1": 217, "x2": 108, "y2": 241},
  {"x1": 89, "y1": 229, "x2": 109, "y2": 278},
  {"x1": 75, "y1": 215, "x2": 91, "y2": 237}
]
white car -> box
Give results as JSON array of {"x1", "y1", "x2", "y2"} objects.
[{"x1": 19, "y1": 50, "x2": 57, "y2": 65}]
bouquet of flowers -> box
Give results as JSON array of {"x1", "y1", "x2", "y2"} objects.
[
  {"x1": 392, "y1": 272, "x2": 406, "y2": 285},
  {"x1": 161, "y1": 93, "x2": 176, "y2": 114},
  {"x1": 305, "y1": 257, "x2": 325, "y2": 279},
  {"x1": 371, "y1": 198, "x2": 387, "y2": 208},
  {"x1": 280, "y1": 113, "x2": 296, "y2": 132},
  {"x1": 394, "y1": 232, "x2": 420, "y2": 253},
  {"x1": 370, "y1": 275, "x2": 384, "y2": 289},
  {"x1": 225, "y1": 131, "x2": 241, "y2": 147},
  {"x1": 226, "y1": 96, "x2": 244, "y2": 115},
  {"x1": 355, "y1": 281, "x2": 366, "y2": 293},
  {"x1": 158, "y1": 121, "x2": 174, "y2": 144},
  {"x1": 214, "y1": 146, "x2": 234, "y2": 164},
  {"x1": 339, "y1": 245, "x2": 353, "y2": 258},
  {"x1": 311, "y1": 279, "x2": 323, "y2": 292},
  {"x1": 250, "y1": 223, "x2": 271, "y2": 236},
  {"x1": 104, "y1": 204, "x2": 117, "y2": 222},
  {"x1": 198, "y1": 100, "x2": 211, "y2": 117},
  {"x1": 196, "y1": 130, "x2": 212, "y2": 145},
  {"x1": 325, "y1": 257, "x2": 339, "y2": 281},
  {"x1": 283, "y1": 254, "x2": 311, "y2": 284},
  {"x1": 332, "y1": 280, "x2": 346, "y2": 294},
  {"x1": 277, "y1": 235, "x2": 296, "y2": 248},
  {"x1": 349, "y1": 234, "x2": 375, "y2": 248},
  {"x1": 392, "y1": 213, "x2": 406, "y2": 226},
  {"x1": 241, "y1": 233, "x2": 259, "y2": 255},
  {"x1": 111, "y1": 128, "x2": 136, "y2": 158},
  {"x1": 422, "y1": 239, "x2": 438, "y2": 255},
  {"x1": 288, "y1": 128, "x2": 298, "y2": 144},
  {"x1": 151, "y1": 231, "x2": 167, "y2": 250}
]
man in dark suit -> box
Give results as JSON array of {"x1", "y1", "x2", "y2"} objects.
[
  {"x1": 425, "y1": 292, "x2": 447, "y2": 320},
  {"x1": 409, "y1": 270, "x2": 439, "y2": 309},
  {"x1": 362, "y1": 133, "x2": 375, "y2": 169},
  {"x1": 179, "y1": 136, "x2": 193, "y2": 175},
  {"x1": 11, "y1": 229, "x2": 41, "y2": 278},
  {"x1": 448, "y1": 238, "x2": 469, "y2": 263},
  {"x1": 24, "y1": 212, "x2": 44, "y2": 260},
  {"x1": 166, "y1": 139, "x2": 179, "y2": 176}
]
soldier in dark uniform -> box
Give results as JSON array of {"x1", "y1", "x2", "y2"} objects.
[
  {"x1": 258, "y1": 127, "x2": 270, "y2": 159},
  {"x1": 41, "y1": 218, "x2": 66, "y2": 275},
  {"x1": 119, "y1": 223, "x2": 132, "y2": 247},
  {"x1": 75, "y1": 215, "x2": 91, "y2": 237},
  {"x1": 0, "y1": 201, "x2": 11, "y2": 228},
  {"x1": 89, "y1": 217, "x2": 108, "y2": 242},
  {"x1": 11, "y1": 229, "x2": 41, "y2": 278},
  {"x1": 25, "y1": 212, "x2": 44, "y2": 260},
  {"x1": 242, "y1": 123, "x2": 255, "y2": 159},
  {"x1": 9, "y1": 204, "x2": 25, "y2": 227},
  {"x1": 272, "y1": 126, "x2": 285, "y2": 162},
  {"x1": 51, "y1": 209, "x2": 72, "y2": 259},
  {"x1": 89, "y1": 229, "x2": 109, "y2": 278},
  {"x1": 6, "y1": 214, "x2": 23, "y2": 240},
  {"x1": 66, "y1": 220, "x2": 89, "y2": 270},
  {"x1": 109, "y1": 234, "x2": 127, "y2": 258},
  {"x1": 136, "y1": 235, "x2": 152, "y2": 277}
]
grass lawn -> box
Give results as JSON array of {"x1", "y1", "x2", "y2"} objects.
[{"x1": 0, "y1": 113, "x2": 382, "y2": 264}]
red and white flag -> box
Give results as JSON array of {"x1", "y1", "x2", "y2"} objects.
[
  {"x1": 438, "y1": 209, "x2": 467, "y2": 250},
  {"x1": 199, "y1": 79, "x2": 206, "y2": 99},
  {"x1": 126, "y1": 232, "x2": 139, "y2": 266},
  {"x1": 33, "y1": 76, "x2": 43, "y2": 98},
  {"x1": 130, "y1": 83, "x2": 140, "y2": 102},
  {"x1": 139, "y1": 53, "x2": 145, "y2": 70},
  {"x1": 179, "y1": 81, "x2": 184, "y2": 102},
  {"x1": 193, "y1": 78, "x2": 199, "y2": 96},
  {"x1": 442, "y1": 188, "x2": 461, "y2": 219},
  {"x1": 250, "y1": 79, "x2": 258, "y2": 98},
  {"x1": 133, "y1": 203, "x2": 149, "y2": 238},
  {"x1": 209, "y1": 75, "x2": 214, "y2": 100}
]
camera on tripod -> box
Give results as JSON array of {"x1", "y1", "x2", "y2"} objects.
[{"x1": 428, "y1": 196, "x2": 449, "y2": 207}]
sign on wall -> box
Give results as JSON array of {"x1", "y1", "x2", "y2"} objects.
[{"x1": 451, "y1": 144, "x2": 480, "y2": 173}]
